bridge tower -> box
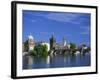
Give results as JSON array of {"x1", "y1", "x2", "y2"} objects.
[{"x1": 50, "y1": 34, "x2": 56, "y2": 50}]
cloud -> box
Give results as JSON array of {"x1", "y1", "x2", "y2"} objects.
[
  {"x1": 81, "y1": 31, "x2": 90, "y2": 35},
  {"x1": 39, "y1": 32, "x2": 51, "y2": 35},
  {"x1": 32, "y1": 12, "x2": 84, "y2": 24},
  {"x1": 23, "y1": 10, "x2": 90, "y2": 25},
  {"x1": 31, "y1": 19, "x2": 36, "y2": 22},
  {"x1": 24, "y1": 17, "x2": 36, "y2": 23},
  {"x1": 23, "y1": 10, "x2": 90, "y2": 26},
  {"x1": 80, "y1": 26, "x2": 90, "y2": 35},
  {"x1": 44, "y1": 13, "x2": 82, "y2": 24}
]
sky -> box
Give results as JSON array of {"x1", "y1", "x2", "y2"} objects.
[{"x1": 23, "y1": 10, "x2": 91, "y2": 46}]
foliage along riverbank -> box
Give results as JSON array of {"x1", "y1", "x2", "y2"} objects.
[
  {"x1": 30, "y1": 44, "x2": 49, "y2": 57},
  {"x1": 29, "y1": 43, "x2": 90, "y2": 57}
]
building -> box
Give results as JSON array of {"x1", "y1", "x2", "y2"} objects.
[
  {"x1": 62, "y1": 37, "x2": 67, "y2": 46},
  {"x1": 23, "y1": 34, "x2": 50, "y2": 52},
  {"x1": 23, "y1": 33, "x2": 70, "y2": 53},
  {"x1": 49, "y1": 35, "x2": 56, "y2": 50},
  {"x1": 28, "y1": 33, "x2": 35, "y2": 51},
  {"x1": 67, "y1": 44, "x2": 71, "y2": 49}
]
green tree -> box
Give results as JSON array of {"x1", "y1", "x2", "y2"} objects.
[
  {"x1": 70, "y1": 43, "x2": 77, "y2": 53},
  {"x1": 24, "y1": 40, "x2": 29, "y2": 52},
  {"x1": 32, "y1": 44, "x2": 48, "y2": 57},
  {"x1": 70, "y1": 43, "x2": 76, "y2": 49},
  {"x1": 42, "y1": 44, "x2": 48, "y2": 57}
]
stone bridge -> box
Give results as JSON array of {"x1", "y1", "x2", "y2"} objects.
[{"x1": 50, "y1": 47, "x2": 71, "y2": 55}]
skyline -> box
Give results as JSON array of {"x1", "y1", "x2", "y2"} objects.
[{"x1": 23, "y1": 10, "x2": 91, "y2": 46}]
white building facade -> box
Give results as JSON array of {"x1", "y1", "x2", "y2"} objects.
[{"x1": 28, "y1": 33, "x2": 35, "y2": 51}]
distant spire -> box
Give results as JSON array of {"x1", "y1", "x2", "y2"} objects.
[
  {"x1": 30, "y1": 32, "x2": 32, "y2": 36},
  {"x1": 52, "y1": 32, "x2": 54, "y2": 36},
  {"x1": 28, "y1": 32, "x2": 33, "y2": 40},
  {"x1": 51, "y1": 32, "x2": 55, "y2": 38},
  {"x1": 63, "y1": 36, "x2": 67, "y2": 46}
]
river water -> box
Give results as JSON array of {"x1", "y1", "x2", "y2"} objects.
[{"x1": 23, "y1": 53, "x2": 90, "y2": 69}]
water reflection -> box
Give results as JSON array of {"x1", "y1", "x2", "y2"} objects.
[{"x1": 23, "y1": 53, "x2": 90, "y2": 69}]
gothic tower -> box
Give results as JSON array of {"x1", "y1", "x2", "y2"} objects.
[{"x1": 50, "y1": 34, "x2": 56, "y2": 50}]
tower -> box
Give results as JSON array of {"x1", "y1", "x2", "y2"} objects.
[
  {"x1": 50, "y1": 34, "x2": 56, "y2": 50},
  {"x1": 28, "y1": 33, "x2": 35, "y2": 51},
  {"x1": 62, "y1": 37, "x2": 67, "y2": 46}
]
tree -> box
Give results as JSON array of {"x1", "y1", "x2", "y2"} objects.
[
  {"x1": 32, "y1": 44, "x2": 48, "y2": 57},
  {"x1": 42, "y1": 44, "x2": 48, "y2": 57},
  {"x1": 70, "y1": 43, "x2": 77, "y2": 53},
  {"x1": 24, "y1": 40, "x2": 29, "y2": 52},
  {"x1": 70, "y1": 43, "x2": 76, "y2": 49}
]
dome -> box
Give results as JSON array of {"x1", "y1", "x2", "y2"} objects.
[{"x1": 28, "y1": 33, "x2": 34, "y2": 40}]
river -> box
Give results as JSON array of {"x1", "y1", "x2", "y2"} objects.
[{"x1": 23, "y1": 53, "x2": 90, "y2": 69}]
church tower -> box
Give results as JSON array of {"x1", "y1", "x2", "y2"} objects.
[
  {"x1": 62, "y1": 37, "x2": 67, "y2": 46},
  {"x1": 28, "y1": 33, "x2": 35, "y2": 51}
]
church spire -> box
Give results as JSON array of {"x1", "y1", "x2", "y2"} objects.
[
  {"x1": 28, "y1": 33, "x2": 33, "y2": 40},
  {"x1": 63, "y1": 37, "x2": 67, "y2": 46}
]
